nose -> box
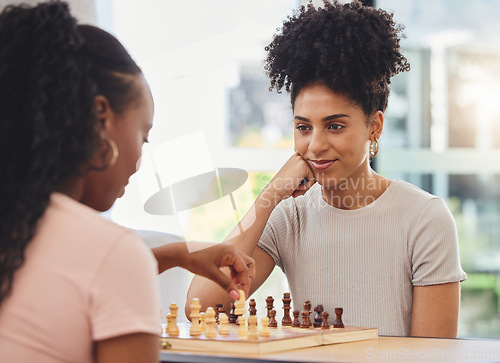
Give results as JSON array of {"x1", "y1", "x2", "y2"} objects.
[{"x1": 308, "y1": 129, "x2": 329, "y2": 155}]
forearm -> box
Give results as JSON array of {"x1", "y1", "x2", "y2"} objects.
[
  {"x1": 185, "y1": 188, "x2": 278, "y2": 310},
  {"x1": 151, "y1": 242, "x2": 193, "y2": 274},
  {"x1": 224, "y1": 185, "x2": 282, "y2": 255},
  {"x1": 186, "y1": 247, "x2": 274, "y2": 318}
]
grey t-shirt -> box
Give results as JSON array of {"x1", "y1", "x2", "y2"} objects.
[{"x1": 258, "y1": 180, "x2": 467, "y2": 336}]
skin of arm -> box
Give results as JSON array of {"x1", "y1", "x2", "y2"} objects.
[
  {"x1": 410, "y1": 282, "x2": 460, "y2": 337},
  {"x1": 151, "y1": 241, "x2": 255, "y2": 301},
  {"x1": 186, "y1": 246, "x2": 276, "y2": 316},
  {"x1": 95, "y1": 333, "x2": 158, "y2": 363},
  {"x1": 186, "y1": 153, "x2": 316, "y2": 316}
]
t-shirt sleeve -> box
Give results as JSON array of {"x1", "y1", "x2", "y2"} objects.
[
  {"x1": 90, "y1": 231, "x2": 160, "y2": 341},
  {"x1": 409, "y1": 197, "x2": 467, "y2": 286}
]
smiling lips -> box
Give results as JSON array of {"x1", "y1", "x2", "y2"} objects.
[{"x1": 310, "y1": 159, "x2": 336, "y2": 170}]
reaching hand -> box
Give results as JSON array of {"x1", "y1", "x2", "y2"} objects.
[{"x1": 181, "y1": 242, "x2": 255, "y2": 301}]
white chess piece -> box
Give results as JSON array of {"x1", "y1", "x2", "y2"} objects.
[
  {"x1": 169, "y1": 303, "x2": 179, "y2": 336},
  {"x1": 189, "y1": 298, "x2": 201, "y2": 336},
  {"x1": 260, "y1": 317, "x2": 270, "y2": 337},
  {"x1": 237, "y1": 315, "x2": 247, "y2": 338},
  {"x1": 205, "y1": 307, "x2": 217, "y2": 338},
  {"x1": 234, "y1": 289, "x2": 246, "y2": 315},
  {"x1": 199, "y1": 312, "x2": 206, "y2": 334},
  {"x1": 248, "y1": 314, "x2": 258, "y2": 340},
  {"x1": 165, "y1": 313, "x2": 171, "y2": 335},
  {"x1": 218, "y1": 313, "x2": 229, "y2": 336}
]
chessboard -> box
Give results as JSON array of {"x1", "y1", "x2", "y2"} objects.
[{"x1": 160, "y1": 322, "x2": 378, "y2": 355}]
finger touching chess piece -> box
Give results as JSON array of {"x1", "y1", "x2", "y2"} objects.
[{"x1": 234, "y1": 289, "x2": 246, "y2": 316}]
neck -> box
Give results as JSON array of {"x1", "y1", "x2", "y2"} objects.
[
  {"x1": 54, "y1": 176, "x2": 84, "y2": 201},
  {"x1": 320, "y1": 168, "x2": 390, "y2": 210}
]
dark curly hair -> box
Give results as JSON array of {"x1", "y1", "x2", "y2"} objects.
[
  {"x1": 264, "y1": 0, "x2": 410, "y2": 116},
  {"x1": 0, "y1": 1, "x2": 141, "y2": 306}
]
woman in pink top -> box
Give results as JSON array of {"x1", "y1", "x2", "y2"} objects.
[{"x1": 0, "y1": 1, "x2": 253, "y2": 362}]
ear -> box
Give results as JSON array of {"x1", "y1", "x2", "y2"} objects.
[
  {"x1": 94, "y1": 95, "x2": 114, "y2": 134},
  {"x1": 369, "y1": 111, "x2": 384, "y2": 140}
]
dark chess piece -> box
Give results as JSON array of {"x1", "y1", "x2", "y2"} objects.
[
  {"x1": 229, "y1": 302, "x2": 238, "y2": 324},
  {"x1": 300, "y1": 311, "x2": 310, "y2": 328},
  {"x1": 214, "y1": 303, "x2": 223, "y2": 323},
  {"x1": 218, "y1": 306, "x2": 225, "y2": 320},
  {"x1": 282, "y1": 292, "x2": 292, "y2": 326},
  {"x1": 265, "y1": 296, "x2": 274, "y2": 319},
  {"x1": 313, "y1": 305, "x2": 324, "y2": 328},
  {"x1": 333, "y1": 307, "x2": 344, "y2": 328},
  {"x1": 248, "y1": 299, "x2": 257, "y2": 316},
  {"x1": 268, "y1": 309, "x2": 278, "y2": 327},
  {"x1": 292, "y1": 310, "x2": 301, "y2": 327},
  {"x1": 303, "y1": 300, "x2": 312, "y2": 327},
  {"x1": 321, "y1": 311, "x2": 330, "y2": 329}
]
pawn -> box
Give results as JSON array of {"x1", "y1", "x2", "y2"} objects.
[
  {"x1": 321, "y1": 311, "x2": 330, "y2": 330},
  {"x1": 189, "y1": 298, "x2": 202, "y2": 336},
  {"x1": 229, "y1": 302, "x2": 238, "y2": 324},
  {"x1": 333, "y1": 307, "x2": 344, "y2": 328},
  {"x1": 248, "y1": 314, "x2": 258, "y2": 340},
  {"x1": 218, "y1": 305, "x2": 226, "y2": 320},
  {"x1": 268, "y1": 309, "x2": 278, "y2": 327},
  {"x1": 303, "y1": 300, "x2": 312, "y2": 327},
  {"x1": 300, "y1": 311, "x2": 310, "y2": 328},
  {"x1": 292, "y1": 310, "x2": 301, "y2": 328},
  {"x1": 199, "y1": 312, "x2": 206, "y2": 333},
  {"x1": 214, "y1": 303, "x2": 223, "y2": 323},
  {"x1": 237, "y1": 315, "x2": 247, "y2": 338},
  {"x1": 165, "y1": 313, "x2": 171, "y2": 335},
  {"x1": 260, "y1": 317, "x2": 270, "y2": 337},
  {"x1": 314, "y1": 305, "x2": 324, "y2": 328},
  {"x1": 205, "y1": 307, "x2": 217, "y2": 338},
  {"x1": 218, "y1": 313, "x2": 230, "y2": 335}
]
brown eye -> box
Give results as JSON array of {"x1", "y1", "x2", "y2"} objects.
[{"x1": 329, "y1": 123, "x2": 344, "y2": 130}]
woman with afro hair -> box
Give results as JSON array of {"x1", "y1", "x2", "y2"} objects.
[
  {"x1": 0, "y1": 1, "x2": 254, "y2": 361},
  {"x1": 188, "y1": 0, "x2": 466, "y2": 337}
]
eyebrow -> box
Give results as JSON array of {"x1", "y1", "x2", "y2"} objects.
[{"x1": 294, "y1": 114, "x2": 350, "y2": 122}]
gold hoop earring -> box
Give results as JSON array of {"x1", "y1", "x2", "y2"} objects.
[
  {"x1": 107, "y1": 138, "x2": 119, "y2": 167},
  {"x1": 370, "y1": 139, "x2": 379, "y2": 158}
]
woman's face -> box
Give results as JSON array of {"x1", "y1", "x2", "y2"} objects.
[
  {"x1": 81, "y1": 75, "x2": 154, "y2": 211},
  {"x1": 293, "y1": 83, "x2": 380, "y2": 187}
]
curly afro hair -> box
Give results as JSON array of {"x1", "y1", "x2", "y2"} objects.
[
  {"x1": 0, "y1": 1, "x2": 141, "y2": 306},
  {"x1": 264, "y1": 0, "x2": 410, "y2": 116}
]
